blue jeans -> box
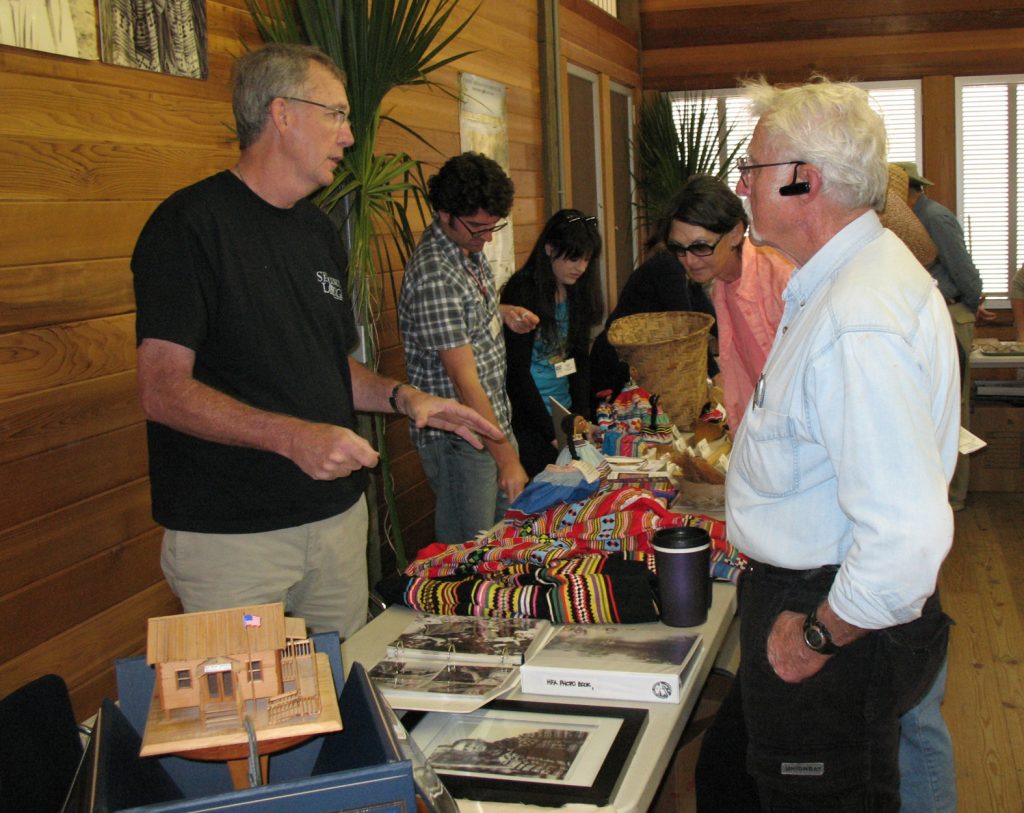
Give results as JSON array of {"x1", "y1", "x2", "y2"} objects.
[
  {"x1": 418, "y1": 435, "x2": 510, "y2": 544},
  {"x1": 899, "y1": 657, "x2": 956, "y2": 813}
]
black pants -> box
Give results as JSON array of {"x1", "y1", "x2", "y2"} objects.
[{"x1": 696, "y1": 563, "x2": 950, "y2": 812}]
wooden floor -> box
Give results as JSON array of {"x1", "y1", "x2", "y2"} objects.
[{"x1": 651, "y1": 490, "x2": 1024, "y2": 812}]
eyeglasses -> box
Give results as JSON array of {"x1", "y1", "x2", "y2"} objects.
[
  {"x1": 566, "y1": 214, "x2": 598, "y2": 225},
  {"x1": 455, "y1": 214, "x2": 508, "y2": 238},
  {"x1": 282, "y1": 96, "x2": 350, "y2": 127},
  {"x1": 736, "y1": 157, "x2": 805, "y2": 180},
  {"x1": 666, "y1": 233, "x2": 725, "y2": 259}
]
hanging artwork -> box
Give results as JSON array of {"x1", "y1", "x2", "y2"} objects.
[
  {"x1": 98, "y1": 0, "x2": 207, "y2": 79},
  {"x1": 459, "y1": 72, "x2": 515, "y2": 289},
  {"x1": 0, "y1": 0, "x2": 98, "y2": 58}
]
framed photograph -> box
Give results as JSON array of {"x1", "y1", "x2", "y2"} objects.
[{"x1": 403, "y1": 700, "x2": 646, "y2": 807}]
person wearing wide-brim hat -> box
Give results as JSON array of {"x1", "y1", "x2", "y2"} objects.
[{"x1": 896, "y1": 161, "x2": 982, "y2": 513}]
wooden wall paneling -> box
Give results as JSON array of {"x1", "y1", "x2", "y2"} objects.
[
  {"x1": 559, "y1": 56, "x2": 573, "y2": 208},
  {"x1": 0, "y1": 138, "x2": 235, "y2": 202},
  {"x1": 0, "y1": 201, "x2": 159, "y2": 266},
  {"x1": 387, "y1": 447, "x2": 429, "y2": 500},
  {"x1": 921, "y1": 74, "x2": 958, "y2": 212},
  {"x1": 560, "y1": 32, "x2": 640, "y2": 89},
  {"x1": 598, "y1": 73, "x2": 618, "y2": 312},
  {"x1": 400, "y1": 514, "x2": 436, "y2": 563},
  {"x1": 642, "y1": 27, "x2": 1024, "y2": 91},
  {"x1": 640, "y1": 0, "x2": 1024, "y2": 51},
  {"x1": 376, "y1": 309, "x2": 401, "y2": 356},
  {"x1": 0, "y1": 583, "x2": 181, "y2": 722},
  {"x1": 0, "y1": 371, "x2": 143, "y2": 464},
  {"x1": 0, "y1": 260, "x2": 135, "y2": 333},
  {"x1": 0, "y1": 72, "x2": 238, "y2": 146},
  {"x1": 0, "y1": 423, "x2": 149, "y2": 533},
  {"x1": 0, "y1": 315, "x2": 136, "y2": 399},
  {"x1": 393, "y1": 479, "x2": 438, "y2": 534},
  {"x1": 0, "y1": 528, "x2": 164, "y2": 663},
  {"x1": 0, "y1": 479, "x2": 155, "y2": 598}
]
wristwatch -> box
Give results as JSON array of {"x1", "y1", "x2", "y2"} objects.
[
  {"x1": 803, "y1": 607, "x2": 839, "y2": 655},
  {"x1": 389, "y1": 382, "x2": 409, "y2": 415}
]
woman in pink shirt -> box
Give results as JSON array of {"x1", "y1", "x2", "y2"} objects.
[{"x1": 659, "y1": 175, "x2": 794, "y2": 429}]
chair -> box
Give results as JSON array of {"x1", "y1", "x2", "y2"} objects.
[{"x1": 0, "y1": 674, "x2": 85, "y2": 813}]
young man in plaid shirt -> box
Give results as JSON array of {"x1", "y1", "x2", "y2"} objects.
[{"x1": 399, "y1": 153, "x2": 530, "y2": 544}]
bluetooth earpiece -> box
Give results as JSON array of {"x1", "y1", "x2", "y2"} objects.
[
  {"x1": 779, "y1": 162, "x2": 810, "y2": 196},
  {"x1": 779, "y1": 180, "x2": 811, "y2": 196}
]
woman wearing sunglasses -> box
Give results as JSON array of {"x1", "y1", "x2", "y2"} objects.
[
  {"x1": 659, "y1": 174, "x2": 793, "y2": 430},
  {"x1": 500, "y1": 209, "x2": 604, "y2": 477}
]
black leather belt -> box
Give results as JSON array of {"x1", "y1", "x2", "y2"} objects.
[{"x1": 744, "y1": 559, "x2": 839, "y2": 581}]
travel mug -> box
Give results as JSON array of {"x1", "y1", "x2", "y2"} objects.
[{"x1": 652, "y1": 526, "x2": 711, "y2": 627}]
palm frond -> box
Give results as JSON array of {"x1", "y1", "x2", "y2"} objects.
[{"x1": 634, "y1": 91, "x2": 747, "y2": 237}]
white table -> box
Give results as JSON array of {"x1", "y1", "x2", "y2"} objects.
[
  {"x1": 341, "y1": 581, "x2": 738, "y2": 813},
  {"x1": 970, "y1": 347, "x2": 1024, "y2": 370},
  {"x1": 970, "y1": 348, "x2": 1024, "y2": 398}
]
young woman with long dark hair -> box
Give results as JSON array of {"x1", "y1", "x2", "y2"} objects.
[{"x1": 500, "y1": 209, "x2": 604, "y2": 477}]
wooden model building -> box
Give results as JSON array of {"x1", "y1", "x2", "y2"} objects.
[{"x1": 140, "y1": 602, "x2": 341, "y2": 758}]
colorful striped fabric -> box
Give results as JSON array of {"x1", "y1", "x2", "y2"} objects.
[{"x1": 394, "y1": 486, "x2": 746, "y2": 624}]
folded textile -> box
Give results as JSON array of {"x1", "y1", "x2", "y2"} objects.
[
  {"x1": 400, "y1": 553, "x2": 659, "y2": 624},
  {"x1": 396, "y1": 485, "x2": 745, "y2": 623}
]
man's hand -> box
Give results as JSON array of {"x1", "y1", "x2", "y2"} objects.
[
  {"x1": 400, "y1": 388, "x2": 505, "y2": 450},
  {"x1": 975, "y1": 294, "x2": 998, "y2": 325},
  {"x1": 500, "y1": 304, "x2": 540, "y2": 334},
  {"x1": 286, "y1": 423, "x2": 380, "y2": 480},
  {"x1": 766, "y1": 610, "x2": 832, "y2": 683},
  {"x1": 498, "y1": 458, "x2": 529, "y2": 502}
]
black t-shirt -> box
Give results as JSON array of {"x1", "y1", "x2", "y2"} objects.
[{"x1": 132, "y1": 171, "x2": 367, "y2": 532}]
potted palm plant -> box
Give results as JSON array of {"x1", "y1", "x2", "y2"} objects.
[
  {"x1": 634, "y1": 91, "x2": 745, "y2": 243},
  {"x1": 245, "y1": 0, "x2": 478, "y2": 567}
]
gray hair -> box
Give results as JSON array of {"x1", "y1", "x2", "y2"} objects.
[
  {"x1": 743, "y1": 77, "x2": 888, "y2": 211},
  {"x1": 232, "y1": 44, "x2": 347, "y2": 150}
]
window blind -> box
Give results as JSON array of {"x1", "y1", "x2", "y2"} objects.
[
  {"x1": 670, "y1": 82, "x2": 921, "y2": 195},
  {"x1": 958, "y1": 78, "x2": 1022, "y2": 296}
]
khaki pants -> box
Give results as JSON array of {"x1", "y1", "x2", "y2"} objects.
[{"x1": 161, "y1": 497, "x2": 370, "y2": 640}]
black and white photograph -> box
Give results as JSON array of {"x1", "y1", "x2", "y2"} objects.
[
  {"x1": 387, "y1": 614, "x2": 550, "y2": 664},
  {"x1": 368, "y1": 660, "x2": 515, "y2": 698},
  {"x1": 542, "y1": 622, "x2": 698, "y2": 665},
  {"x1": 405, "y1": 701, "x2": 646, "y2": 806},
  {"x1": 98, "y1": 0, "x2": 207, "y2": 78},
  {"x1": 0, "y1": 0, "x2": 96, "y2": 58}
]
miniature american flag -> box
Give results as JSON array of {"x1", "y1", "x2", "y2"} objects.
[{"x1": 242, "y1": 613, "x2": 262, "y2": 628}]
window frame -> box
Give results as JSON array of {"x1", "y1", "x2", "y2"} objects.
[
  {"x1": 955, "y1": 73, "x2": 1023, "y2": 303},
  {"x1": 670, "y1": 79, "x2": 923, "y2": 194}
]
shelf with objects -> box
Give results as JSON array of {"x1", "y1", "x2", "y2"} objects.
[{"x1": 969, "y1": 336, "x2": 1024, "y2": 493}]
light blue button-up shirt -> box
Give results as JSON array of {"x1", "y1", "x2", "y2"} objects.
[{"x1": 726, "y1": 211, "x2": 960, "y2": 630}]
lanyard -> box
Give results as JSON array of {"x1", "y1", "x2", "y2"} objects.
[{"x1": 464, "y1": 256, "x2": 489, "y2": 301}]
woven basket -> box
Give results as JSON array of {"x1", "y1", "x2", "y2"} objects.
[{"x1": 608, "y1": 311, "x2": 715, "y2": 429}]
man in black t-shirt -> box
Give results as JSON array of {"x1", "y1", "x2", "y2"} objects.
[{"x1": 132, "y1": 44, "x2": 501, "y2": 639}]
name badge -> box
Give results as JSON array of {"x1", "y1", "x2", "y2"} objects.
[
  {"x1": 554, "y1": 358, "x2": 577, "y2": 378},
  {"x1": 490, "y1": 313, "x2": 502, "y2": 338}
]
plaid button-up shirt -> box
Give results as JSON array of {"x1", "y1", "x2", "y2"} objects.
[{"x1": 398, "y1": 218, "x2": 513, "y2": 447}]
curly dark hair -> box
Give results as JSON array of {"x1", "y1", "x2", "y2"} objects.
[
  {"x1": 653, "y1": 174, "x2": 748, "y2": 249},
  {"x1": 427, "y1": 152, "x2": 514, "y2": 218},
  {"x1": 515, "y1": 208, "x2": 604, "y2": 350}
]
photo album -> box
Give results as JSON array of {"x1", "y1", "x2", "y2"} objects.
[{"x1": 368, "y1": 615, "x2": 553, "y2": 713}]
